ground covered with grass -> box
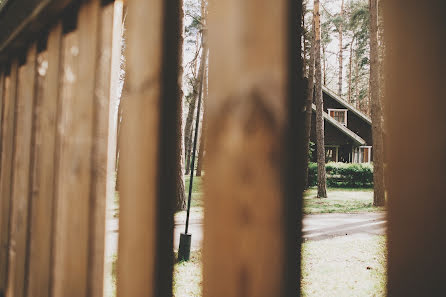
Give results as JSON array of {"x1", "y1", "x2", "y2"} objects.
[
  {"x1": 301, "y1": 235, "x2": 387, "y2": 296},
  {"x1": 177, "y1": 177, "x2": 384, "y2": 217},
  {"x1": 303, "y1": 188, "x2": 385, "y2": 214},
  {"x1": 173, "y1": 235, "x2": 387, "y2": 297}
]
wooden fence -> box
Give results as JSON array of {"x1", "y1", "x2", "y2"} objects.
[{"x1": 0, "y1": 0, "x2": 444, "y2": 297}]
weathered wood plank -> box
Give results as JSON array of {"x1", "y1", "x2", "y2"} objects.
[
  {"x1": 203, "y1": 0, "x2": 304, "y2": 296},
  {"x1": 26, "y1": 23, "x2": 62, "y2": 297},
  {"x1": 0, "y1": 60, "x2": 19, "y2": 297},
  {"x1": 116, "y1": 0, "x2": 180, "y2": 296},
  {"x1": 87, "y1": 3, "x2": 114, "y2": 297},
  {"x1": 6, "y1": 44, "x2": 37, "y2": 297},
  {"x1": 51, "y1": 1, "x2": 102, "y2": 296},
  {"x1": 385, "y1": 0, "x2": 446, "y2": 296}
]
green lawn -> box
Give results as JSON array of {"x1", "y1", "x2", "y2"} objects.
[
  {"x1": 303, "y1": 188, "x2": 385, "y2": 214},
  {"x1": 173, "y1": 236, "x2": 387, "y2": 297},
  {"x1": 178, "y1": 178, "x2": 384, "y2": 217}
]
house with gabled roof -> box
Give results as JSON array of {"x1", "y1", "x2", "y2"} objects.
[{"x1": 310, "y1": 86, "x2": 373, "y2": 163}]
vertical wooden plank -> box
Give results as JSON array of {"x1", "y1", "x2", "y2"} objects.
[
  {"x1": 26, "y1": 23, "x2": 62, "y2": 297},
  {"x1": 6, "y1": 44, "x2": 37, "y2": 297},
  {"x1": 0, "y1": 60, "x2": 18, "y2": 297},
  {"x1": 116, "y1": 0, "x2": 180, "y2": 296},
  {"x1": 203, "y1": 0, "x2": 304, "y2": 296},
  {"x1": 88, "y1": 3, "x2": 114, "y2": 297},
  {"x1": 52, "y1": 1, "x2": 102, "y2": 296},
  {"x1": 385, "y1": 0, "x2": 446, "y2": 296}
]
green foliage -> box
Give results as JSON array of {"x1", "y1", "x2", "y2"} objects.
[
  {"x1": 308, "y1": 162, "x2": 373, "y2": 188},
  {"x1": 308, "y1": 141, "x2": 316, "y2": 161}
]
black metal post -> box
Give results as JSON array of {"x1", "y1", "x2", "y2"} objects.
[{"x1": 178, "y1": 47, "x2": 207, "y2": 261}]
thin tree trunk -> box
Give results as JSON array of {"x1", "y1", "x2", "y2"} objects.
[
  {"x1": 338, "y1": 0, "x2": 344, "y2": 96},
  {"x1": 354, "y1": 57, "x2": 360, "y2": 108},
  {"x1": 196, "y1": 113, "x2": 205, "y2": 176},
  {"x1": 196, "y1": 53, "x2": 208, "y2": 177},
  {"x1": 303, "y1": 19, "x2": 315, "y2": 188},
  {"x1": 348, "y1": 36, "x2": 355, "y2": 104},
  {"x1": 176, "y1": 0, "x2": 186, "y2": 210},
  {"x1": 314, "y1": 0, "x2": 327, "y2": 198},
  {"x1": 369, "y1": 0, "x2": 385, "y2": 206},
  {"x1": 322, "y1": 44, "x2": 327, "y2": 85},
  {"x1": 184, "y1": 75, "x2": 199, "y2": 175}
]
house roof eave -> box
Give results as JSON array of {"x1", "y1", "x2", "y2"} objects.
[
  {"x1": 322, "y1": 86, "x2": 372, "y2": 125},
  {"x1": 312, "y1": 104, "x2": 367, "y2": 146}
]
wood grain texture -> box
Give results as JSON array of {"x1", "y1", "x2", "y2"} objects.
[
  {"x1": 385, "y1": 0, "x2": 446, "y2": 296},
  {"x1": 87, "y1": 3, "x2": 114, "y2": 297},
  {"x1": 203, "y1": 0, "x2": 304, "y2": 296},
  {"x1": 26, "y1": 23, "x2": 62, "y2": 297},
  {"x1": 6, "y1": 44, "x2": 37, "y2": 297},
  {"x1": 116, "y1": 0, "x2": 180, "y2": 296},
  {"x1": 0, "y1": 61, "x2": 18, "y2": 296},
  {"x1": 116, "y1": 0, "x2": 163, "y2": 294},
  {"x1": 51, "y1": 1, "x2": 103, "y2": 296}
]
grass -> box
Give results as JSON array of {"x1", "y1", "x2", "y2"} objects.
[
  {"x1": 177, "y1": 183, "x2": 385, "y2": 217},
  {"x1": 303, "y1": 188, "x2": 385, "y2": 214},
  {"x1": 171, "y1": 236, "x2": 387, "y2": 297},
  {"x1": 173, "y1": 251, "x2": 203, "y2": 297},
  {"x1": 301, "y1": 235, "x2": 387, "y2": 296}
]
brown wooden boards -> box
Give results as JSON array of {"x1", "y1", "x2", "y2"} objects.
[
  {"x1": 52, "y1": 1, "x2": 113, "y2": 297},
  {"x1": 385, "y1": 0, "x2": 446, "y2": 296},
  {"x1": 88, "y1": 3, "x2": 114, "y2": 297},
  {"x1": 203, "y1": 0, "x2": 304, "y2": 296},
  {"x1": 116, "y1": 0, "x2": 163, "y2": 294},
  {"x1": 26, "y1": 24, "x2": 62, "y2": 297},
  {"x1": 116, "y1": 0, "x2": 180, "y2": 296},
  {"x1": 0, "y1": 60, "x2": 18, "y2": 296},
  {"x1": 6, "y1": 44, "x2": 37, "y2": 297}
]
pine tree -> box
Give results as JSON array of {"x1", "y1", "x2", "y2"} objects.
[
  {"x1": 314, "y1": 0, "x2": 327, "y2": 198},
  {"x1": 369, "y1": 0, "x2": 385, "y2": 206}
]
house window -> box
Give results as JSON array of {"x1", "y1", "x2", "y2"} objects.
[
  {"x1": 325, "y1": 146, "x2": 339, "y2": 163},
  {"x1": 328, "y1": 109, "x2": 348, "y2": 126},
  {"x1": 353, "y1": 146, "x2": 372, "y2": 163}
]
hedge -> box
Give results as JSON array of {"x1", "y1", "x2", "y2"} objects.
[{"x1": 308, "y1": 162, "x2": 373, "y2": 188}]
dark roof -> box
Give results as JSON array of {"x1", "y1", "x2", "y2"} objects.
[
  {"x1": 312, "y1": 104, "x2": 366, "y2": 146},
  {"x1": 322, "y1": 86, "x2": 372, "y2": 125}
]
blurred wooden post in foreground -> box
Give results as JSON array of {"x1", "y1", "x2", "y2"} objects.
[
  {"x1": 385, "y1": 0, "x2": 446, "y2": 296},
  {"x1": 203, "y1": 0, "x2": 306, "y2": 296},
  {"x1": 116, "y1": 0, "x2": 180, "y2": 296}
]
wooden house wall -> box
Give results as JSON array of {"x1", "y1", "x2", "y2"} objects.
[{"x1": 322, "y1": 92, "x2": 373, "y2": 145}]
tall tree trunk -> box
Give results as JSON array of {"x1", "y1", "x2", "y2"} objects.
[
  {"x1": 348, "y1": 37, "x2": 355, "y2": 104},
  {"x1": 303, "y1": 19, "x2": 315, "y2": 188},
  {"x1": 354, "y1": 57, "x2": 360, "y2": 108},
  {"x1": 322, "y1": 44, "x2": 327, "y2": 85},
  {"x1": 338, "y1": 0, "x2": 344, "y2": 96},
  {"x1": 176, "y1": 0, "x2": 187, "y2": 210},
  {"x1": 369, "y1": 0, "x2": 385, "y2": 206},
  {"x1": 314, "y1": 0, "x2": 327, "y2": 198},
  {"x1": 196, "y1": 54, "x2": 208, "y2": 177},
  {"x1": 185, "y1": 29, "x2": 207, "y2": 176},
  {"x1": 184, "y1": 76, "x2": 199, "y2": 175},
  {"x1": 196, "y1": 113, "x2": 206, "y2": 176}
]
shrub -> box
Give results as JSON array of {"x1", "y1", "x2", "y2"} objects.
[{"x1": 308, "y1": 162, "x2": 373, "y2": 188}]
